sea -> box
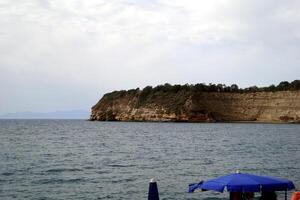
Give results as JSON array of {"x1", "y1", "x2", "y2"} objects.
[{"x1": 0, "y1": 120, "x2": 299, "y2": 200}]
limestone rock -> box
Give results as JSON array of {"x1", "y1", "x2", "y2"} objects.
[{"x1": 90, "y1": 90, "x2": 300, "y2": 123}]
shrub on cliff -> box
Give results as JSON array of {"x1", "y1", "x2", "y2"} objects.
[
  {"x1": 104, "y1": 90, "x2": 126, "y2": 100},
  {"x1": 109, "y1": 80, "x2": 300, "y2": 104},
  {"x1": 277, "y1": 81, "x2": 291, "y2": 91},
  {"x1": 290, "y1": 80, "x2": 300, "y2": 90},
  {"x1": 136, "y1": 86, "x2": 152, "y2": 107}
]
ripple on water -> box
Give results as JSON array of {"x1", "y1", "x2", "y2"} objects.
[
  {"x1": 45, "y1": 168, "x2": 83, "y2": 173},
  {"x1": 107, "y1": 164, "x2": 136, "y2": 168},
  {"x1": 32, "y1": 178, "x2": 85, "y2": 185},
  {"x1": 1, "y1": 172, "x2": 14, "y2": 176},
  {"x1": 110, "y1": 177, "x2": 137, "y2": 183}
]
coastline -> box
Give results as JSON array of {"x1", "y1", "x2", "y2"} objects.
[{"x1": 89, "y1": 118, "x2": 300, "y2": 124}]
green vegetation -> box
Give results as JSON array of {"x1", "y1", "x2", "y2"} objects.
[
  {"x1": 137, "y1": 80, "x2": 300, "y2": 94},
  {"x1": 103, "y1": 88, "x2": 139, "y2": 101},
  {"x1": 103, "y1": 80, "x2": 300, "y2": 103}
]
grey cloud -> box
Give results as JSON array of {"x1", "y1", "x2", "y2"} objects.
[{"x1": 0, "y1": 0, "x2": 299, "y2": 114}]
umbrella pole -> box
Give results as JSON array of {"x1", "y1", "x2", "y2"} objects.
[{"x1": 285, "y1": 190, "x2": 287, "y2": 200}]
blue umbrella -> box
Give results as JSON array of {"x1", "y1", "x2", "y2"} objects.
[{"x1": 189, "y1": 172, "x2": 295, "y2": 193}]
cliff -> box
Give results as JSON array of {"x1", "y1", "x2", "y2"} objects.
[{"x1": 90, "y1": 86, "x2": 300, "y2": 123}]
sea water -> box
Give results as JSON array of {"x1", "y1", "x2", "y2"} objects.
[{"x1": 0, "y1": 120, "x2": 299, "y2": 200}]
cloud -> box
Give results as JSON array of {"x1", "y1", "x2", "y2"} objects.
[{"x1": 0, "y1": 0, "x2": 300, "y2": 113}]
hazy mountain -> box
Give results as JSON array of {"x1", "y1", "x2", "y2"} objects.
[{"x1": 0, "y1": 110, "x2": 89, "y2": 119}]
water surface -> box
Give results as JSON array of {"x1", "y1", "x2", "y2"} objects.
[{"x1": 0, "y1": 120, "x2": 299, "y2": 199}]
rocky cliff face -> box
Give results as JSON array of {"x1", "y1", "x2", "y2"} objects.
[{"x1": 90, "y1": 90, "x2": 300, "y2": 123}]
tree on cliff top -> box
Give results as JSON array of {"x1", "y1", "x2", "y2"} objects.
[{"x1": 104, "y1": 80, "x2": 300, "y2": 101}]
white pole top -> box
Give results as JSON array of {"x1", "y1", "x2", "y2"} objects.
[{"x1": 150, "y1": 178, "x2": 156, "y2": 183}]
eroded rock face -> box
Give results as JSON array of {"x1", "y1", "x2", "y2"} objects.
[{"x1": 90, "y1": 90, "x2": 300, "y2": 123}]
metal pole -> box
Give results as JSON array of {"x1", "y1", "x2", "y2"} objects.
[{"x1": 285, "y1": 190, "x2": 287, "y2": 200}]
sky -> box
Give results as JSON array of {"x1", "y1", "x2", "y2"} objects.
[{"x1": 0, "y1": 0, "x2": 300, "y2": 114}]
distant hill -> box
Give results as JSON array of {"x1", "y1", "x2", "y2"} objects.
[{"x1": 0, "y1": 110, "x2": 89, "y2": 119}]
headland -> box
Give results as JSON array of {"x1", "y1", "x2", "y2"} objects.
[{"x1": 90, "y1": 81, "x2": 300, "y2": 123}]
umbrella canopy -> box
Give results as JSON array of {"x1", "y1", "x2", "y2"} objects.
[{"x1": 189, "y1": 172, "x2": 295, "y2": 193}]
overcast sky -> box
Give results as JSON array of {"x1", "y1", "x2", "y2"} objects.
[{"x1": 0, "y1": 0, "x2": 300, "y2": 114}]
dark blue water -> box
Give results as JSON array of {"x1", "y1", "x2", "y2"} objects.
[{"x1": 0, "y1": 120, "x2": 299, "y2": 200}]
